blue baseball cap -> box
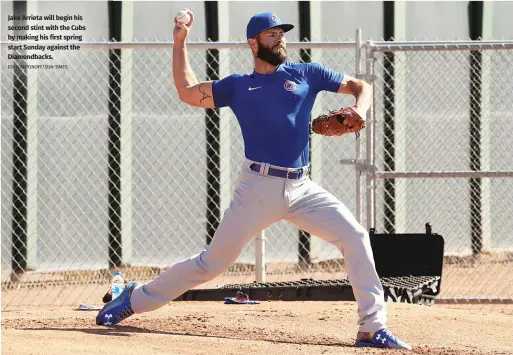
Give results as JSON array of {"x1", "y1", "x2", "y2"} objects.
[{"x1": 246, "y1": 12, "x2": 294, "y2": 40}]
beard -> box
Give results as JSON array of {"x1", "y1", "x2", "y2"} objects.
[{"x1": 256, "y1": 40, "x2": 287, "y2": 66}]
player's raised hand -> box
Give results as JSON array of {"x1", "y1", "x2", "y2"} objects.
[{"x1": 173, "y1": 8, "x2": 194, "y2": 42}]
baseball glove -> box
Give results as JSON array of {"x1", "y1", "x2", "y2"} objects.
[{"x1": 311, "y1": 107, "x2": 366, "y2": 138}]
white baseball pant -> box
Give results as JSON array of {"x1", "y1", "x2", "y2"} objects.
[{"x1": 130, "y1": 158, "x2": 387, "y2": 332}]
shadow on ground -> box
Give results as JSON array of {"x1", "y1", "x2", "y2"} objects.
[{"x1": 20, "y1": 325, "x2": 354, "y2": 347}]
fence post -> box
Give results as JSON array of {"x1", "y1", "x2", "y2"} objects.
[
  {"x1": 298, "y1": 0, "x2": 312, "y2": 267},
  {"x1": 365, "y1": 41, "x2": 376, "y2": 230},
  {"x1": 479, "y1": 0, "x2": 494, "y2": 252},
  {"x1": 120, "y1": 0, "x2": 134, "y2": 265},
  {"x1": 218, "y1": 1, "x2": 233, "y2": 235},
  {"x1": 468, "y1": 1, "x2": 484, "y2": 254},
  {"x1": 303, "y1": 0, "x2": 323, "y2": 266},
  {"x1": 355, "y1": 29, "x2": 363, "y2": 224},
  {"x1": 107, "y1": 1, "x2": 123, "y2": 268},
  {"x1": 382, "y1": 1, "x2": 396, "y2": 234},
  {"x1": 205, "y1": 2, "x2": 221, "y2": 246},
  {"x1": 383, "y1": 1, "x2": 408, "y2": 234},
  {"x1": 11, "y1": 0, "x2": 38, "y2": 275},
  {"x1": 255, "y1": 231, "x2": 266, "y2": 283}
]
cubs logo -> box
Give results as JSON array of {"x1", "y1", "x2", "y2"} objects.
[
  {"x1": 270, "y1": 15, "x2": 278, "y2": 24},
  {"x1": 284, "y1": 80, "x2": 297, "y2": 91}
]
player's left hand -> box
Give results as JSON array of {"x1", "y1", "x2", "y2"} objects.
[
  {"x1": 311, "y1": 107, "x2": 366, "y2": 138},
  {"x1": 350, "y1": 106, "x2": 367, "y2": 119}
]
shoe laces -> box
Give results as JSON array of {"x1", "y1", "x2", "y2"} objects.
[
  {"x1": 382, "y1": 329, "x2": 397, "y2": 341},
  {"x1": 116, "y1": 306, "x2": 134, "y2": 322}
]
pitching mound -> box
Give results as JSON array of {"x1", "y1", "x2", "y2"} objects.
[{"x1": 2, "y1": 301, "x2": 512, "y2": 355}]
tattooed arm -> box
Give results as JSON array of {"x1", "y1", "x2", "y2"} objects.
[{"x1": 172, "y1": 40, "x2": 215, "y2": 108}]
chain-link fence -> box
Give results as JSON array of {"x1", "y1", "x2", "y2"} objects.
[
  {"x1": 368, "y1": 41, "x2": 513, "y2": 308},
  {"x1": 1, "y1": 38, "x2": 513, "y2": 309}
]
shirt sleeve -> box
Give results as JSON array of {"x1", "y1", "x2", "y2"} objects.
[
  {"x1": 211, "y1": 74, "x2": 239, "y2": 108},
  {"x1": 308, "y1": 63, "x2": 344, "y2": 93}
]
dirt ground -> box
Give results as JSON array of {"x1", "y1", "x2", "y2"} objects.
[
  {"x1": 2, "y1": 301, "x2": 513, "y2": 355},
  {"x1": 2, "y1": 257, "x2": 512, "y2": 355}
]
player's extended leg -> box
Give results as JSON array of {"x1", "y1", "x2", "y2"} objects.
[
  {"x1": 284, "y1": 178, "x2": 411, "y2": 350},
  {"x1": 96, "y1": 166, "x2": 287, "y2": 326}
]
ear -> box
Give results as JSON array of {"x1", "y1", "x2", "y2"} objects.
[{"x1": 248, "y1": 38, "x2": 258, "y2": 52}]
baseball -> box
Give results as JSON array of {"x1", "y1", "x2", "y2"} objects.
[{"x1": 175, "y1": 10, "x2": 191, "y2": 25}]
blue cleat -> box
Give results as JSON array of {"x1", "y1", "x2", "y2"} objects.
[
  {"x1": 96, "y1": 281, "x2": 139, "y2": 326},
  {"x1": 355, "y1": 328, "x2": 412, "y2": 350}
]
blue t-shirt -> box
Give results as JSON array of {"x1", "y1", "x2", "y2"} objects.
[{"x1": 212, "y1": 62, "x2": 344, "y2": 168}]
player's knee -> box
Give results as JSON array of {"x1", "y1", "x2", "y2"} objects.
[
  {"x1": 357, "y1": 225, "x2": 369, "y2": 238},
  {"x1": 191, "y1": 251, "x2": 213, "y2": 280},
  {"x1": 349, "y1": 226, "x2": 372, "y2": 251},
  {"x1": 352, "y1": 225, "x2": 369, "y2": 241},
  {"x1": 333, "y1": 225, "x2": 369, "y2": 249},
  {"x1": 192, "y1": 250, "x2": 231, "y2": 280}
]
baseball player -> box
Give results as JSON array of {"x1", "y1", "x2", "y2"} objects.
[{"x1": 96, "y1": 10, "x2": 411, "y2": 350}]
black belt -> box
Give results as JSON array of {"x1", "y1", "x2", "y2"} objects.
[{"x1": 250, "y1": 163, "x2": 309, "y2": 180}]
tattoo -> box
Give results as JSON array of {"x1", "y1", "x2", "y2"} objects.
[{"x1": 199, "y1": 84, "x2": 212, "y2": 103}]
